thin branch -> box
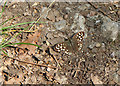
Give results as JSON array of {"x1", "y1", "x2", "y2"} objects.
[{"x1": 2, "y1": 53, "x2": 57, "y2": 69}]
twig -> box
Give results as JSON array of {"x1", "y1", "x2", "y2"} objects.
[{"x1": 7, "y1": 56, "x2": 57, "y2": 69}]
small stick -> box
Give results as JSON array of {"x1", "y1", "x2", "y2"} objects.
[{"x1": 7, "y1": 56, "x2": 57, "y2": 69}]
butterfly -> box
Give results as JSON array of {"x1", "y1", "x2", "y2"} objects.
[{"x1": 54, "y1": 31, "x2": 85, "y2": 55}]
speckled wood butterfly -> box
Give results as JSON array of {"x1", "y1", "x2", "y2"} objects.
[{"x1": 54, "y1": 31, "x2": 85, "y2": 54}]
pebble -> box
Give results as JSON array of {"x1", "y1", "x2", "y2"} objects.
[
  {"x1": 95, "y1": 43, "x2": 101, "y2": 48},
  {"x1": 88, "y1": 43, "x2": 95, "y2": 49},
  {"x1": 47, "y1": 67, "x2": 51, "y2": 71},
  {"x1": 64, "y1": 14, "x2": 68, "y2": 19},
  {"x1": 12, "y1": 5, "x2": 16, "y2": 8}
]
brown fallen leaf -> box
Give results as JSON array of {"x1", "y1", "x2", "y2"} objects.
[{"x1": 17, "y1": 29, "x2": 42, "y2": 55}]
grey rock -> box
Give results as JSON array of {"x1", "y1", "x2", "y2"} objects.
[
  {"x1": 54, "y1": 20, "x2": 66, "y2": 30},
  {"x1": 70, "y1": 13, "x2": 86, "y2": 33},
  {"x1": 101, "y1": 19, "x2": 119, "y2": 41}
]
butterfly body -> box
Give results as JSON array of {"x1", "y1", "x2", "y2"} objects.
[{"x1": 54, "y1": 31, "x2": 84, "y2": 54}]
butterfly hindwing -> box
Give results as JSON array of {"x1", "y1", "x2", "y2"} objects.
[{"x1": 70, "y1": 31, "x2": 84, "y2": 52}]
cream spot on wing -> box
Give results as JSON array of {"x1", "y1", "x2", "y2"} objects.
[
  {"x1": 79, "y1": 32, "x2": 81, "y2": 35},
  {"x1": 57, "y1": 44, "x2": 60, "y2": 47},
  {"x1": 62, "y1": 48, "x2": 65, "y2": 51},
  {"x1": 57, "y1": 49, "x2": 60, "y2": 52},
  {"x1": 56, "y1": 47, "x2": 59, "y2": 49},
  {"x1": 64, "y1": 46, "x2": 66, "y2": 49},
  {"x1": 60, "y1": 46, "x2": 63, "y2": 49},
  {"x1": 60, "y1": 44, "x2": 63, "y2": 46},
  {"x1": 65, "y1": 51, "x2": 68, "y2": 54},
  {"x1": 79, "y1": 44, "x2": 82, "y2": 47}
]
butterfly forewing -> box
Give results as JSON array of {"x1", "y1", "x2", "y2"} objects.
[
  {"x1": 72, "y1": 31, "x2": 84, "y2": 50},
  {"x1": 73, "y1": 31, "x2": 84, "y2": 42}
]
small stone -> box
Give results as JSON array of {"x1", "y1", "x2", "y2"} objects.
[
  {"x1": 47, "y1": 67, "x2": 51, "y2": 71},
  {"x1": 64, "y1": 14, "x2": 68, "y2": 19},
  {"x1": 88, "y1": 43, "x2": 95, "y2": 49},
  {"x1": 12, "y1": 5, "x2": 16, "y2": 8},
  {"x1": 95, "y1": 43, "x2": 101, "y2": 48}
]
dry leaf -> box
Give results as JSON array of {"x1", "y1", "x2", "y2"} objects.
[{"x1": 18, "y1": 29, "x2": 42, "y2": 55}]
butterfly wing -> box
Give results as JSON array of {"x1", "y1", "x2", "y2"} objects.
[
  {"x1": 72, "y1": 31, "x2": 84, "y2": 51},
  {"x1": 54, "y1": 31, "x2": 85, "y2": 54},
  {"x1": 54, "y1": 41, "x2": 73, "y2": 54}
]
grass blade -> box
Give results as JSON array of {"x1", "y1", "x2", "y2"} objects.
[
  {"x1": 3, "y1": 43, "x2": 41, "y2": 48},
  {"x1": 0, "y1": 21, "x2": 46, "y2": 31}
]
